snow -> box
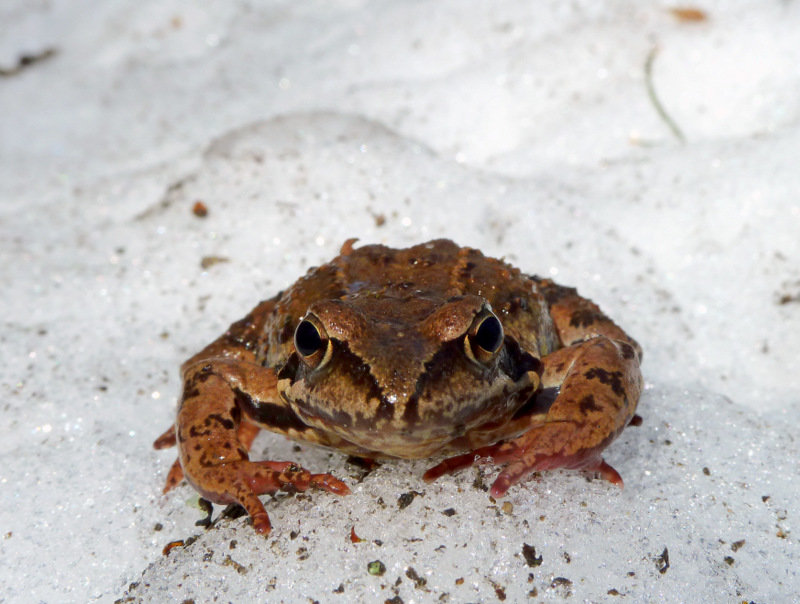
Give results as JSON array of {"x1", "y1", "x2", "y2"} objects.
[{"x1": 1, "y1": 1, "x2": 798, "y2": 601}]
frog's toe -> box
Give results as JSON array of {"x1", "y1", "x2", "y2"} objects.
[
  {"x1": 422, "y1": 452, "x2": 480, "y2": 483},
  {"x1": 234, "y1": 489, "x2": 272, "y2": 535},
  {"x1": 243, "y1": 461, "x2": 350, "y2": 495},
  {"x1": 486, "y1": 452, "x2": 571, "y2": 498},
  {"x1": 252, "y1": 462, "x2": 350, "y2": 495},
  {"x1": 251, "y1": 512, "x2": 272, "y2": 534},
  {"x1": 310, "y1": 472, "x2": 351, "y2": 495},
  {"x1": 153, "y1": 425, "x2": 177, "y2": 449},
  {"x1": 489, "y1": 462, "x2": 526, "y2": 498},
  {"x1": 583, "y1": 457, "x2": 624, "y2": 486},
  {"x1": 237, "y1": 460, "x2": 311, "y2": 494},
  {"x1": 162, "y1": 458, "x2": 185, "y2": 493}
]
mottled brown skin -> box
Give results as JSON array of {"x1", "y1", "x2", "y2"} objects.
[{"x1": 154, "y1": 239, "x2": 643, "y2": 534}]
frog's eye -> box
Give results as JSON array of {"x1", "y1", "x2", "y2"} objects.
[
  {"x1": 465, "y1": 309, "x2": 504, "y2": 364},
  {"x1": 294, "y1": 315, "x2": 331, "y2": 368}
]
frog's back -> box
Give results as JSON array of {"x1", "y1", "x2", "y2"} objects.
[
  {"x1": 335, "y1": 240, "x2": 560, "y2": 357},
  {"x1": 264, "y1": 240, "x2": 559, "y2": 366}
]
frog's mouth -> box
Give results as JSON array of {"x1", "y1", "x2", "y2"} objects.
[{"x1": 278, "y1": 338, "x2": 541, "y2": 459}]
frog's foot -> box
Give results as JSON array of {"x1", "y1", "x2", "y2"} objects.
[
  {"x1": 168, "y1": 366, "x2": 351, "y2": 534},
  {"x1": 191, "y1": 460, "x2": 350, "y2": 534},
  {"x1": 486, "y1": 449, "x2": 623, "y2": 498},
  {"x1": 156, "y1": 421, "x2": 263, "y2": 494},
  {"x1": 163, "y1": 459, "x2": 185, "y2": 493},
  {"x1": 423, "y1": 432, "x2": 623, "y2": 498},
  {"x1": 152, "y1": 426, "x2": 184, "y2": 492},
  {"x1": 153, "y1": 425, "x2": 177, "y2": 449}
]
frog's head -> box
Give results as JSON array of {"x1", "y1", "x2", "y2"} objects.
[{"x1": 277, "y1": 293, "x2": 540, "y2": 458}]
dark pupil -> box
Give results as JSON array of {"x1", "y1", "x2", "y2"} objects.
[
  {"x1": 475, "y1": 316, "x2": 503, "y2": 352},
  {"x1": 294, "y1": 320, "x2": 323, "y2": 356}
]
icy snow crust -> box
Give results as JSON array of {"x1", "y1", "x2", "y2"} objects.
[{"x1": 1, "y1": 1, "x2": 798, "y2": 602}]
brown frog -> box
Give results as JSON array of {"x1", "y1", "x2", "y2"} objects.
[{"x1": 154, "y1": 239, "x2": 643, "y2": 535}]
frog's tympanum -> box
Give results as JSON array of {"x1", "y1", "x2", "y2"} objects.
[{"x1": 154, "y1": 240, "x2": 643, "y2": 535}]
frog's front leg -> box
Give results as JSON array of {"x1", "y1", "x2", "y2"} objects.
[
  {"x1": 425, "y1": 281, "x2": 642, "y2": 497},
  {"x1": 154, "y1": 419, "x2": 261, "y2": 492},
  {"x1": 159, "y1": 359, "x2": 349, "y2": 535}
]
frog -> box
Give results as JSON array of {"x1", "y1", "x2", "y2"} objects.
[{"x1": 154, "y1": 239, "x2": 643, "y2": 535}]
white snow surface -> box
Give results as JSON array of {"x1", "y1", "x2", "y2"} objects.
[{"x1": 1, "y1": 1, "x2": 798, "y2": 602}]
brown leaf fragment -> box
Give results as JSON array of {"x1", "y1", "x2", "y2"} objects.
[
  {"x1": 522, "y1": 543, "x2": 543, "y2": 567},
  {"x1": 200, "y1": 256, "x2": 230, "y2": 270},
  {"x1": 405, "y1": 567, "x2": 427, "y2": 589},
  {"x1": 162, "y1": 539, "x2": 185, "y2": 555},
  {"x1": 397, "y1": 490, "x2": 423, "y2": 509},
  {"x1": 223, "y1": 554, "x2": 248, "y2": 574},
  {"x1": 350, "y1": 526, "x2": 364, "y2": 543},
  {"x1": 654, "y1": 547, "x2": 670, "y2": 574},
  {"x1": 192, "y1": 201, "x2": 208, "y2": 217},
  {"x1": 669, "y1": 7, "x2": 709, "y2": 22}
]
